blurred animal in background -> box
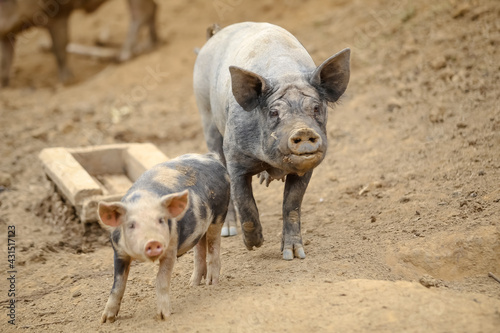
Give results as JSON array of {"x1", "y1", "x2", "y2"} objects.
[{"x1": 0, "y1": 0, "x2": 158, "y2": 87}]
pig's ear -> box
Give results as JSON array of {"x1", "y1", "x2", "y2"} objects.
[
  {"x1": 98, "y1": 202, "x2": 127, "y2": 230},
  {"x1": 311, "y1": 48, "x2": 350, "y2": 103},
  {"x1": 161, "y1": 190, "x2": 189, "y2": 220},
  {"x1": 229, "y1": 66, "x2": 269, "y2": 111}
]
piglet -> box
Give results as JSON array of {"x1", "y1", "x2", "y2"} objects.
[{"x1": 97, "y1": 153, "x2": 230, "y2": 322}]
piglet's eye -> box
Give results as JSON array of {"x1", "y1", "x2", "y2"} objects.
[
  {"x1": 128, "y1": 221, "x2": 136, "y2": 229},
  {"x1": 159, "y1": 218, "x2": 165, "y2": 225}
]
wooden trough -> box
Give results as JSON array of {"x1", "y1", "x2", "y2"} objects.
[{"x1": 39, "y1": 143, "x2": 168, "y2": 223}]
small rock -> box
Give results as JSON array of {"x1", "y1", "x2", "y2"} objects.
[
  {"x1": 452, "y1": 4, "x2": 470, "y2": 19},
  {"x1": 399, "y1": 197, "x2": 411, "y2": 204},
  {"x1": 72, "y1": 291, "x2": 82, "y2": 298},
  {"x1": 0, "y1": 171, "x2": 12, "y2": 187},
  {"x1": 430, "y1": 56, "x2": 447, "y2": 70},
  {"x1": 419, "y1": 274, "x2": 443, "y2": 288},
  {"x1": 387, "y1": 98, "x2": 402, "y2": 112}
]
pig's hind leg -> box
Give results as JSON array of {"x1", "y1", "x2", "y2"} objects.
[
  {"x1": 189, "y1": 234, "x2": 207, "y2": 286},
  {"x1": 199, "y1": 108, "x2": 239, "y2": 237},
  {"x1": 47, "y1": 16, "x2": 74, "y2": 84}
]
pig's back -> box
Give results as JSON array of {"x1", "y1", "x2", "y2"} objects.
[
  {"x1": 124, "y1": 153, "x2": 230, "y2": 208},
  {"x1": 193, "y1": 22, "x2": 316, "y2": 132},
  {"x1": 196, "y1": 22, "x2": 315, "y2": 80}
]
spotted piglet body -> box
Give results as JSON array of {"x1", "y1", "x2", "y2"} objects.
[{"x1": 97, "y1": 153, "x2": 230, "y2": 322}]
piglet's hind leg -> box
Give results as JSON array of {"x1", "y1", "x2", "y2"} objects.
[{"x1": 189, "y1": 234, "x2": 207, "y2": 286}]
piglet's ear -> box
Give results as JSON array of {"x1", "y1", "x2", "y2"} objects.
[
  {"x1": 161, "y1": 190, "x2": 189, "y2": 221},
  {"x1": 98, "y1": 202, "x2": 127, "y2": 230},
  {"x1": 311, "y1": 48, "x2": 350, "y2": 103},
  {"x1": 229, "y1": 66, "x2": 269, "y2": 111}
]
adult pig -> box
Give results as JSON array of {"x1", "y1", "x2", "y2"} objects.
[
  {"x1": 0, "y1": 0, "x2": 157, "y2": 87},
  {"x1": 193, "y1": 22, "x2": 350, "y2": 260},
  {"x1": 97, "y1": 153, "x2": 230, "y2": 322}
]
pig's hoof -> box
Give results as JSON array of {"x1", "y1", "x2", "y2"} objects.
[
  {"x1": 157, "y1": 304, "x2": 171, "y2": 320},
  {"x1": 282, "y1": 245, "x2": 306, "y2": 260},
  {"x1": 221, "y1": 226, "x2": 238, "y2": 237},
  {"x1": 158, "y1": 310, "x2": 171, "y2": 320},
  {"x1": 101, "y1": 312, "x2": 117, "y2": 323},
  {"x1": 243, "y1": 234, "x2": 264, "y2": 250},
  {"x1": 242, "y1": 222, "x2": 264, "y2": 249}
]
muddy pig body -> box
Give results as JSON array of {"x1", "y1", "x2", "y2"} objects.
[
  {"x1": 97, "y1": 153, "x2": 230, "y2": 322},
  {"x1": 0, "y1": 0, "x2": 157, "y2": 87},
  {"x1": 193, "y1": 22, "x2": 350, "y2": 260}
]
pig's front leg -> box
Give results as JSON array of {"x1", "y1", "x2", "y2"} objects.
[
  {"x1": 281, "y1": 171, "x2": 312, "y2": 260},
  {"x1": 230, "y1": 169, "x2": 264, "y2": 250},
  {"x1": 156, "y1": 249, "x2": 176, "y2": 319},
  {"x1": 101, "y1": 253, "x2": 131, "y2": 323},
  {"x1": 1, "y1": 36, "x2": 14, "y2": 87}
]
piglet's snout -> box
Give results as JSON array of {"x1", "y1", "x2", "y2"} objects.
[
  {"x1": 288, "y1": 128, "x2": 322, "y2": 155},
  {"x1": 145, "y1": 240, "x2": 164, "y2": 258}
]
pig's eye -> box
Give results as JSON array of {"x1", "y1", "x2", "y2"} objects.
[
  {"x1": 313, "y1": 105, "x2": 321, "y2": 114},
  {"x1": 159, "y1": 218, "x2": 165, "y2": 225},
  {"x1": 270, "y1": 109, "x2": 279, "y2": 118},
  {"x1": 128, "y1": 221, "x2": 136, "y2": 229}
]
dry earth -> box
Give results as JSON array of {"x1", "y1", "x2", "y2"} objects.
[{"x1": 0, "y1": 0, "x2": 499, "y2": 332}]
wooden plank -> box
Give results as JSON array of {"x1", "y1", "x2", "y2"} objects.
[
  {"x1": 124, "y1": 143, "x2": 168, "y2": 181},
  {"x1": 39, "y1": 148, "x2": 103, "y2": 206}
]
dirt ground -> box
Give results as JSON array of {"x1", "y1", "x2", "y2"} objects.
[{"x1": 1, "y1": 0, "x2": 499, "y2": 332}]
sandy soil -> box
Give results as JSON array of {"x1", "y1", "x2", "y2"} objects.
[{"x1": 1, "y1": 0, "x2": 499, "y2": 332}]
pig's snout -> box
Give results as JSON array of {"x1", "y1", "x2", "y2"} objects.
[
  {"x1": 145, "y1": 241, "x2": 164, "y2": 259},
  {"x1": 288, "y1": 128, "x2": 322, "y2": 155}
]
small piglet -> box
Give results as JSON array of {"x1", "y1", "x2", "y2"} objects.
[{"x1": 97, "y1": 153, "x2": 230, "y2": 322}]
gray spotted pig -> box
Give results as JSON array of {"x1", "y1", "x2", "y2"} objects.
[
  {"x1": 97, "y1": 153, "x2": 230, "y2": 322},
  {"x1": 193, "y1": 22, "x2": 350, "y2": 260}
]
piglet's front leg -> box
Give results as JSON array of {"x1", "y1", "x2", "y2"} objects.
[
  {"x1": 101, "y1": 253, "x2": 131, "y2": 323},
  {"x1": 156, "y1": 249, "x2": 177, "y2": 320},
  {"x1": 281, "y1": 171, "x2": 312, "y2": 260}
]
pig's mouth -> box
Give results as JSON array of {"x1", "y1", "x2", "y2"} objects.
[{"x1": 284, "y1": 151, "x2": 324, "y2": 172}]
